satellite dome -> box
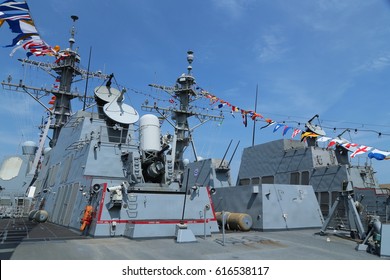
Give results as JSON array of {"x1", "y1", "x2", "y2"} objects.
[
  {"x1": 22, "y1": 141, "x2": 38, "y2": 155},
  {"x1": 22, "y1": 140, "x2": 37, "y2": 147},
  {"x1": 183, "y1": 159, "x2": 190, "y2": 166}
]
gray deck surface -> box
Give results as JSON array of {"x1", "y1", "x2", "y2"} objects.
[{"x1": 0, "y1": 218, "x2": 387, "y2": 260}]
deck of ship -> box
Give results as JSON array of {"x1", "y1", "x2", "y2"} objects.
[{"x1": 0, "y1": 218, "x2": 387, "y2": 260}]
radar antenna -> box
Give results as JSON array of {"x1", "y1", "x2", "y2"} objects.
[
  {"x1": 69, "y1": 15, "x2": 79, "y2": 49},
  {"x1": 102, "y1": 88, "x2": 139, "y2": 125},
  {"x1": 304, "y1": 114, "x2": 326, "y2": 147},
  {"x1": 143, "y1": 51, "x2": 224, "y2": 183},
  {"x1": 1, "y1": 15, "x2": 110, "y2": 147}
]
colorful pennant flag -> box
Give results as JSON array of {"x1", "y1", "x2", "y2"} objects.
[
  {"x1": 273, "y1": 123, "x2": 284, "y2": 133},
  {"x1": 316, "y1": 136, "x2": 331, "y2": 142},
  {"x1": 368, "y1": 149, "x2": 390, "y2": 160},
  {"x1": 242, "y1": 113, "x2": 247, "y2": 127},
  {"x1": 0, "y1": 0, "x2": 57, "y2": 57},
  {"x1": 327, "y1": 138, "x2": 347, "y2": 148},
  {"x1": 0, "y1": 0, "x2": 28, "y2": 11},
  {"x1": 291, "y1": 128, "x2": 302, "y2": 139},
  {"x1": 350, "y1": 145, "x2": 372, "y2": 158},
  {"x1": 301, "y1": 131, "x2": 319, "y2": 141},
  {"x1": 282, "y1": 126, "x2": 292, "y2": 136},
  {"x1": 341, "y1": 142, "x2": 359, "y2": 152}
]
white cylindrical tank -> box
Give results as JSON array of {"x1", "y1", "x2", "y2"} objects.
[
  {"x1": 139, "y1": 114, "x2": 161, "y2": 152},
  {"x1": 43, "y1": 147, "x2": 52, "y2": 155},
  {"x1": 22, "y1": 141, "x2": 38, "y2": 155}
]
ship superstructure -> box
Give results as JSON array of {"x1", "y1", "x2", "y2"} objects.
[
  {"x1": 212, "y1": 118, "x2": 390, "y2": 246},
  {"x1": 0, "y1": 141, "x2": 37, "y2": 218},
  {"x1": 1, "y1": 11, "x2": 389, "y2": 258},
  {"x1": 1, "y1": 16, "x2": 223, "y2": 239},
  {"x1": 236, "y1": 138, "x2": 390, "y2": 218}
]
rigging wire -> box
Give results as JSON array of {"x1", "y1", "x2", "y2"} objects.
[
  {"x1": 125, "y1": 85, "x2": 390, "y2": 138},
  {"x1": 10, "y1": 60, "x2": 390, "y2": 157}
]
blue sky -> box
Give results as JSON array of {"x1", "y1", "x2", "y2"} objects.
[{"x1": 1, "y1": 0, "x2": 390, "y2": 184}]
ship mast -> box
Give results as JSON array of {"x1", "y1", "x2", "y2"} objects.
[
  {"x1": 50, "y1": 15, "x2": 79, "y2": 146},
  {"x1": 172, "y1": 50, "x2": 196, "y2": 173},
  {"x1": 1, "y1": 16, "x2": 109, "y2": 147},
  {"x1": 144, "y1": 51, "x2": 224, "y2": 182}
]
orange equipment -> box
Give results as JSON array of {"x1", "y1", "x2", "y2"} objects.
[{"x1": 80, "y1": 205, "x2": 93, "y2": 231}]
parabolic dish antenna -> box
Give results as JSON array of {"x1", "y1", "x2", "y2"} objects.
[
  {"x1": 94, "y1": 86, "x2": 122, "y2": 104},
  {"x1": 103, "y1": 101, "x2": 139, "y2": 124},
  {"x1": 306, "y1": 122, "x2": 326, "y2": 136}
]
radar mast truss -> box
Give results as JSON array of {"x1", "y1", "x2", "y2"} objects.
[
  {"x1": 1, "y1": 16, "x2": 110, "y2": 147},
  {"x1": 142, "y1": 51, "x2": 224, "y2": 178}
]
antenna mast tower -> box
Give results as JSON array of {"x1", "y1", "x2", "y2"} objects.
[
  {"x1": 144, "y1": 51, "x2": 224, "y2": 182},
  {"x1": 1, "y1": 16, "x2": 109, "y2": 147}
]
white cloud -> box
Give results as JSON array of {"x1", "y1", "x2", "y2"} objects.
[
  {"x1": 284, "y1": 0, "x2": 376, "y2": 32},
  {"x1": 253, "y1": 27, "x2": 289, "y2": 63},
  {"x1": 354, "y1": 53, "x2": 390, "y2": 73},
  {"x1": 317, "y1": 0, "x2": 352, "y2": 11},
  {"x1": 211, "y1": 0, "x2": 254, "y2": 19}
]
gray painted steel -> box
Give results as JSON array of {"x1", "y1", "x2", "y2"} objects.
[
  {"x1": 212, "y1": 184, "x2": 324, "y2": 230},
  {"x1": 0, "y1": 17, "x2": 389, "y2": 259},
  {"x1": 235, "y1": 139, "x2": 390, "y2": 228},
  {"x1": 0, "y1": 142, "x2": 37, "y2": 218},
  {"x1": 380, "y1": 224, "x2": 390, "y2": 257}
]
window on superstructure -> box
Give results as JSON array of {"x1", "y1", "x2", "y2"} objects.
[
  {"x1": 17, "y1": 198, "x2": 24, "y2": 206},
  {"x1": 0, "y1": 197, "x2": 11, "y2": 206},
  {"x1": 262, "y1": 176, "x2": 274, "y2": 184},
  {"x1": 317, "y1": 191, "x2": 330, "y2": 217},
  {"x1": 301, "y1": 171, "x2": 310, "y2": 185},
  {"x1": 290, "y1": 172, "x2": 300, "y2": 185},
  {"x1": 239, "y1": 178, "x2": 250, "y2": 186},
  {"x1": 251, "y1": 177, "x2": 260, "y2": 184}
]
